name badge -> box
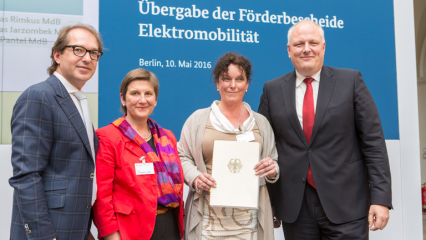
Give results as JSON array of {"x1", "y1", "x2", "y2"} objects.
[
  {"x1": 236, "y1": 131, "x2": 255, "y2": 142},
  {"x1": 135, "y1": 156, "x2": 154, "y2": 175},
  {"x1": 135, "y1": 163, "x2": 155, "y2": 175}
]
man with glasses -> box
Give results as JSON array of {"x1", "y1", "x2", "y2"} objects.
[{"x1": 9, "y1": 24, "x2": 103, "y2": 240}]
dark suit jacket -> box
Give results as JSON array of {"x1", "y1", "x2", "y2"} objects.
[
  {"x1": 9, "y1": 75, "x2": 98, "y2": 240},
  {"x1": 258, "y1": 66, "x2": 392, "y2": 224}
]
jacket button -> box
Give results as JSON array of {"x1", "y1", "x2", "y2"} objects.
[
  {"x1": 302, "y1": 178, "x2": 306, "y2": 183},
  {"x1": 90, "y1": 173, "x2": 94, "y2": 179},
  {"x1": 308, "y1": 149, "x2": 312, "y2": 154},
  {"x1": 24, "y1": 223, "x2": 31, "y2": 234},
  {"x1": 87, "y1": 204, "x2": 92, "y2": 209}
]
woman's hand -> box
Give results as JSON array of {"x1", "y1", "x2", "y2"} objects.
[
  {"x1": 272, "y1": 207, "x2": 281, "y2": 228},
  {"x1": 254, "y1": 157, "x2": 277, "y2": 178},
  {"x1": 104, "y1": 231, "x2": 121, "y2": 240},
  {"x1": 193, "y1": 172, "x2": 217, "y2": 192}
]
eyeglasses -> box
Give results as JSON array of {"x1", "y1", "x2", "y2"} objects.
[{"x1": 64, "y1": 45, "x2": 103, "y2": 61}]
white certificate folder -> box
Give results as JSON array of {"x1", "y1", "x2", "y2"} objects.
[{"x1": 210, "y1": 140, "x2": 259, "y2": 209}]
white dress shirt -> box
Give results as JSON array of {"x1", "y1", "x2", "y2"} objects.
[
  {"x1": 53, "y1": 72, "x2": 84, "y2": 120},
  {"x1": 295, "y1": 70, "x2": 321, "y2": 128},
  {"x1": 54, "y1": 71, "x2": 97, "y2": 205}
]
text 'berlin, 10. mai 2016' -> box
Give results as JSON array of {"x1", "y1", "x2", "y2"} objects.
[{"x1": 138, "y1": 0, "x2": 345, "y2": 43}]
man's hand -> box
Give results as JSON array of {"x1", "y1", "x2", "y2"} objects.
[
  {"x1": 104, "y1": 231, "x2": 121, "y2": 240},
  {"x1": 88, "y1": 232, "x2": 95, "y2": 240},
  {"x1": 368, "y1": 204, "x2": 389, "y2": 231}
]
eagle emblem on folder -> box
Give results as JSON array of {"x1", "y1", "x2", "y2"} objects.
[{"x1": 227, "y1": 158, "x2": 243, "y2": 173}]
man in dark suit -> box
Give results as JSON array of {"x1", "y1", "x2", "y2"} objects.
[
  {"x1": 258, "y1": 20, "x2": 392, "y2": 239},
  {"x1": 9, "y1": 24, "x2": 103, "y2": 240}
]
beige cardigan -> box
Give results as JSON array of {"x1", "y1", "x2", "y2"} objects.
[{"x1": 178, "y1": 107, "x2": 279, "y2": 240}]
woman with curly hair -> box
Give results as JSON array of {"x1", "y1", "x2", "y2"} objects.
[{"x1": 178, "y1": 53, "x2": 280, "y2": 240}]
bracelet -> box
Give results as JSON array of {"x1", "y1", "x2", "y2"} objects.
[
  {"x1": 266, "y1": 172, "x2": 278, "y2": 180},
  {"x1": 266, "y1": 164, "x2": 278, "y2": 180},
  {"x1": 195, "y1": 179, "x2": 202, "y2": 194}
]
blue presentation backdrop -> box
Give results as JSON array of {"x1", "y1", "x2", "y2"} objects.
[{"x1": 99, "y1": 0, "x2": 398, "y2": 139}]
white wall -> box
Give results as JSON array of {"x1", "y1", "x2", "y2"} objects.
[
  {"x1": 393, "y1": 0, "x2": 423, "y2": 239},
  {"x1": 0, "y1": 0, "x2": 422, "y2": 239},
  {"x1": 414, "y1": 0, "x2": 426, "y2": 75},
  {"x1": 0, "y1": 145, "x2": 13, "y2": 237},
  {"x1": 414, "y1": 0, "x2": 426, "y2": 187},
  {"x1": 418, "y1": 81, "x2": 426, "y2": 184}
]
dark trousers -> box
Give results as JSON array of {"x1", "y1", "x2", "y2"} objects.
[
  {"x1": 87, "y1": 210, "x2": 93, "y2": 238},
  {"x1": 150, "y1": 208, "x2": 180, "y2": 240},
  {"x1": 282, "y1": 184, "x2": 369, "y2": 240}
]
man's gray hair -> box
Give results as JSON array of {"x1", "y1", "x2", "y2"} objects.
[{"x1": 287, "y1": 19, "x2": 325, "y2": 45}]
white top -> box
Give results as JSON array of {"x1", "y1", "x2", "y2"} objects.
[
  {"x1": 295, "y1": 70, "x2": 321, "y2": 128},
  {"x1": 53, "y1": 72, "x2": 84, "y2": 120},
  {"x1": 209, "y1": 100, "x2": 255, "y2": 134}
]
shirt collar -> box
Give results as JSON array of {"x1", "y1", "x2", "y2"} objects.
[
  {"x1": 53, "y1": 71, "x2": 80, "y2": 94},
  {"x1": 295, "y1": 69, "x2": 322, "y2": 88}
]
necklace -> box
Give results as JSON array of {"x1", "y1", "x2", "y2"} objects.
[
  {"x1": 234, "y1": 106, "x2": 245, "y2": 131},
  {"x1": 142, "y1": 126, "x2": 152, "y2": 141}
]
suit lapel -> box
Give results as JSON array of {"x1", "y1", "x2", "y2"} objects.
[
  {"x1": 282, "y1": 71, "x2": 309, "y2": 147},
  {"x1": 310, "y1": 66, "x2": 336, "y2": 145},
  {"x1": 47, "y1": 76, "x2": 95, "y2": 160},
  {"x1": 94, "y1": 127, "x2": 99, "y2": 156}
]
